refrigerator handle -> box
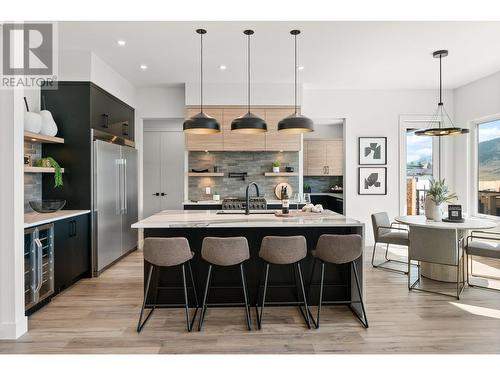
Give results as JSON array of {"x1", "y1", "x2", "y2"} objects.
[
  {"x1": 34, "y1": 238, "x2": 43, "y2": 293},
  {"x1": 115, "y1": 159, "x2": 122, "y2": 215},
  {"x1": 30, "y1": 238, "x2": 37, "y2": 297},
  {"x1": 123, "y1": 159, "x2": 128, "y2": 214}
]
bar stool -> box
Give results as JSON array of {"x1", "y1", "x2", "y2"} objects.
[
  {"x1": 255, "y1": 235, "x2": 312, "y2": 329},
  {"x1": 198, "y1": 237, "x2": 252, "y2": 331},
  {"x1": 309, "y1": 234, "x2": 368, "y2": 328},
  {"x1": 137, "y1": 237, "x2": 198, "y2": 332}
]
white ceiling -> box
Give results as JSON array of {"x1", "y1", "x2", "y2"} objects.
[{"x1": 58, "y1": 21, "x2": 500, "y2": 89}]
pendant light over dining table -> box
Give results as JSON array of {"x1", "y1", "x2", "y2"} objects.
[
  {"x1": 230, "y1": 30, "x2": 267, "y2": 133},
  {"x1": 183, "y1": 29, "x2": 221, "y2": 134},
  {"x1": 415, "y1": 50, "x2": 469, "y2": 137},
  {"x1": 277, "y1": 30, "x2": 314, "y2": 134}
]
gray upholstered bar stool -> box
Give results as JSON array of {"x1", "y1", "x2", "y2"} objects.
[
  {"x1": 256, "y1": 236, "x2": 312, "y2": 329},
  {"x1": 137, "y1": 237, "x2": 198, "y2": 333},
  {"x1": 309, "y1": 234, "x2": 368, "y2": 328},
  {"x1": 198, "y1": 237, "x2": 252, "y2": 331}
]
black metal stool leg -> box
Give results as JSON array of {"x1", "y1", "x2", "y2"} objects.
[
  {"x1": 240, "y1": 263, "x2": 252, "y2": 331},
  {"x1": 315, "y1": 261, "x2": 325, "y2": 329},
  {"x1": 188, "y1": 261, "x2": 199, "y2": 307},
  {"x1": 256, "y1": 263, "x2": 270, "y2": 330},
  {"x1": 198, "y1": 264, "x2": 213, "y2": 331},
  {"x1": 137, "y1": 264, "x2": 155, "y2": 332},
  {"x1": 307, "y1": 257, "x2": 317, "y2": 301},
  {"x1": 352, "y1": 262, "x2": 369, "y2": 328},
  {"x1": 296, "y1": 262, "x2": 312, "y2": 329},
  {"x1": 181, "y1": 264, "x2": 193, "y2": 332}
]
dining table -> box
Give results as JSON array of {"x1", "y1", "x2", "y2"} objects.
[{"x1": 394, "y1": 215, "x2": 497, "y2": 282}]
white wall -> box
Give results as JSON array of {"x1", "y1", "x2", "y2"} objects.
[
  {"x1": 137, "y1": 86, "x2": 185, "y2": 119},
  {"x1": 0, "y1": 88, "x2": 28, "y2": 339},
  {"x1": 185, "y1": 82, "x2": 300, "y2": 106},
  {"x1": 453, "y1": 70, "x2": 500, "y2": 215},
  {"x1": 303, "y1": 88, "x2": 455, "y2": 243}
]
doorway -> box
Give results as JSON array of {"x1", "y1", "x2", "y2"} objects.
[{"x1": 143, "y1": 119, "x2": 185, "y2": 217}]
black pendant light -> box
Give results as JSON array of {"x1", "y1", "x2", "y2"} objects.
[
  {"x1": 183, "y1": 29, "x2": 221, "y2": 134},
  {"x1": 231, "y1": 30, "x2": 267, "y2": 133},
  {"x1": 415, "y1": 50, "x2": 469, "y2": 137},
  {"x1": 277, "y1": 30, "x2": 314, "y2": 134}
]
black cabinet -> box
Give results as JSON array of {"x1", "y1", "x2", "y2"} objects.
[
  {"x1": 54, "y1": 214, "x2": 90, "y2": 292},
  {"x1": 311, "y1": 194, "x2": 344, "y2": 215}
]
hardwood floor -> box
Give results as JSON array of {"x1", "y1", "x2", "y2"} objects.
[{"x1": 1, "y1": 246, "x2": 500, "y2": 354}]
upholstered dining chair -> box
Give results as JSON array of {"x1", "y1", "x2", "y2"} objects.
[
  {"x1": 371, "y1": 212, "x2": 409, "y2": 274},
  {"x1": 466, "y1": 231, "x2": 500, "y2": 292},
  {"x1": 408, "y1": 226, "x2": 465, "y2": 299}
]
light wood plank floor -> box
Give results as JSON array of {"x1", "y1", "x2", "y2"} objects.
[{"x1": 1, "y1": 247, "x2": 500, "y2": 354}]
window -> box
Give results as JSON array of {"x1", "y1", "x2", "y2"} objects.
[
  {"x1": 477, "y1": 119, "x2": 500, "y2": 218},
  {"x1": 405, "y1": 129, "x2": 434, "y2": 215}
]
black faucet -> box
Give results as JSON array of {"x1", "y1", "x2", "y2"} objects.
[{"x1": 245, "y1": 182, "x2": 260, "y2": 215}]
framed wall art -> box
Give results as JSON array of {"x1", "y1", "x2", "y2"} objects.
[
  {"x1": 358, "y1": 167, "x2": 387, "y2": 195},
  {"x1": 359, "y1": 137, "x2": 387, "y2": 165}
]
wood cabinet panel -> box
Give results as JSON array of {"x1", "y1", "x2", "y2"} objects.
[
  {"x1": 304, "y1": 139, "x2": 344, "y2": 176},
  {"x1": 265, "y1": 108, "x2": 301, "y2": 151},
  {"x1": 304, "y1": 140, "x2": 327, "y2": 175},
  {"x1": 184, "y1": 108, "x2": 224, "y2": 151}
]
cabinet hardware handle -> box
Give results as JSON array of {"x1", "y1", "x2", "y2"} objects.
[
  {"x1": 102, "y1": 113, "x2": 109, "y2": 128},
  {"x1": 161, "y1": 193, "x2": 166, "y2": 196},
  {"x1": 153, "y1": 192, "x2": 160, "y2": 196},
  {"x1": 122, "y1": 122, "x2": 129, "y2": 136}
]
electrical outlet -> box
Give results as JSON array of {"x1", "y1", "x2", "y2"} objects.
[{"x1": 205, "y1": 186, "x2": 211, "y2": 195}]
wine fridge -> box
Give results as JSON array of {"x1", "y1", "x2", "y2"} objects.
[{"x1": 24, "y1": 223, "x2": 55, "y2": 311}]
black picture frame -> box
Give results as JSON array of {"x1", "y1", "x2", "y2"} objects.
[
  {"x1": 358, "y1": 167, "x2": 387, "y2": 195},
  {"x1": 358, "y1": 137, "x2": 387, "y2": 165}
]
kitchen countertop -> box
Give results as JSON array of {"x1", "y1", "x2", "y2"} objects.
[
  {"x1": 132, "y1": 209, "x2": 362, "y2": 229},
  {"x1": 24, "y1": 210, "x2": 91, "y2": 228},
  {"x1": 183, "y1": 199, "x2": 310, "y2": 206}
]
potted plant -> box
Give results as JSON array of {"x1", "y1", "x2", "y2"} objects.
[
  {"x1": 213, "y1": 191, "x2": 220, "y2": 201},
  {"x1": 272, "y1": 160, "x2": 281, "y2": 173},
  {"x1": 424, "y1": 178, "x2": 457, "y2": 221},
  {"x1": 35, "y1": 157, "x2": 63, "y2": 188},
  {"x1": 303, "y1": 183, "x2": 312, "y2": 193}
]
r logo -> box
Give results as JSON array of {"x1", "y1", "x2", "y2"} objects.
[{"x1": 2, "y1": 23, "x2": 53, "y2": 75}]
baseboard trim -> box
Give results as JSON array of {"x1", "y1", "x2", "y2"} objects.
[{"x1": 0, "y1": 316, "x2": 28, "y2": 339}]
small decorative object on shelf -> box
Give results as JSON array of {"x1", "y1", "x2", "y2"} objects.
[
  {"x1": 24, "y1": 154, "x2": 32, "y2": 166},
  {"x1": 29, "y1": 199, "x2": 66, "y2": 213},
  {"x1": 35, "y1": 157, "x2": 64, "y2": 188},
  {"x1": 272, "y1": 160, "x2": 281, "y2": 173},
  {"x1": 303, "y1": 183, "x2": 312, "y2": 193},
  {"x1": 39, "y1": 96, "x2": 58, "y2": 136},
  {"x1": 213, "y1": 192, "x2": 220, "y2": 201},
  {"x1": 424, "y1": 178, "x2": 457, "y2": 221},
  {"x1": 23, "y1": 97, "x2": 42, "y2": 134}
]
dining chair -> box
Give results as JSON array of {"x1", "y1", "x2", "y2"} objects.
[
  {"x1": 408, "y1": 226, "x2": 465, "y2": 299},
  {"x1": 371, "y1": 212, "x2": 409, "y2": 274},
  {"x1": 466, "y1": 231, "x2": 500, "y2": 292}
]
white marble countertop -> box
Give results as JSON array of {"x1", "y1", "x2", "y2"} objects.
[
  {"x1": 132, "y1": 209, "x2": 362, "y2": 229},
  {"x1": 182, "y1": 199, "x2": 299, "y2": 205},
  {"x1": 24, "y1": 210, "x2": 90, "y2": 228}
]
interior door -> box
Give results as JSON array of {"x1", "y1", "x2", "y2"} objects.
[
  {"x1": 161, "y1": 131, "x2": 185, "y2": 210},
  {"x1": 94, "y1": 140, "x2": 122, "y2": 272},
  {"x1": 121, "y1": 146, "x2": 138, "y2": 253},
  {"x1": 143, "y1": 132, "x2": 162, "y2": 217}
]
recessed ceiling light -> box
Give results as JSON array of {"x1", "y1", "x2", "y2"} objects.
[
  {"x1": 117, "y1": 40, "x2": 126, "y2": 46},
  {"x1": 140, "y1": 64, "x2": 148, "y2": 70},
  {"x1": 219, "y1": 65, "x2": 227, "y2": 70},
  {"x1": 298, "y1": 66, "x2": 304, "y2": 71}
]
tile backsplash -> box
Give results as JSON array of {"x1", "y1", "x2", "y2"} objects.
[
  {"x1": 303, "y1": 176, "x2": 343, "y2": 193},
  {"x1": 24, "y1": 141, "x2": 42, "y2": 212},
  {"x1": 188, "y1": 152, "x2": 299, "y2": 200}
]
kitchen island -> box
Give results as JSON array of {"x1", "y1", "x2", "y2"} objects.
[{"x1": 132, "y1": 210, "x2": 365, "y2": 316}]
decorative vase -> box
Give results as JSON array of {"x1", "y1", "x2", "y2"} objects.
[
  {"x1": 273, "y1": 166, "x2": 280, "y2": 173},
  {"x1": 24, "y1": 112, "x2": 42, "y2": 133},
  {"x1": 39, "y1": 110, "x2": 58, "y2": 136},
  {"x1": 424, "y1": 197, "x2": 443, "y2": 221}
]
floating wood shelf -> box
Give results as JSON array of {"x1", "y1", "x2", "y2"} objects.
[
  {"x1": 264, "y1": 172, "x2": 299, "y2": 177},
  {"x1": 24, "y1": 131, "x2": 64, "y2": 144},
  {"x1": 187, "y1": 172, "x2": 224, "y2": 177},
  {"x1": 25, "y1": 166, "x2": 65, "y2": 173}
]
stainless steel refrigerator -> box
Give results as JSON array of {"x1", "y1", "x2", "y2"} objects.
[{"x1": 92, "y1": 138, "x2": 138, "y2": 276}]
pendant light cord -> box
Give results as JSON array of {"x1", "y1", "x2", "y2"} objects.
[
  {"x1": 247, "y1": 32, "x2": 251, "y2": 113},
  {"x1": 200, "y1": 31, "x2": 204, "y2": 113},
  {"x1": 295, "y1": 33, "x2": 298, "y2": 115},
  {"x1": 439, "y1": 55, "x2": 442, "y2": 106}
]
